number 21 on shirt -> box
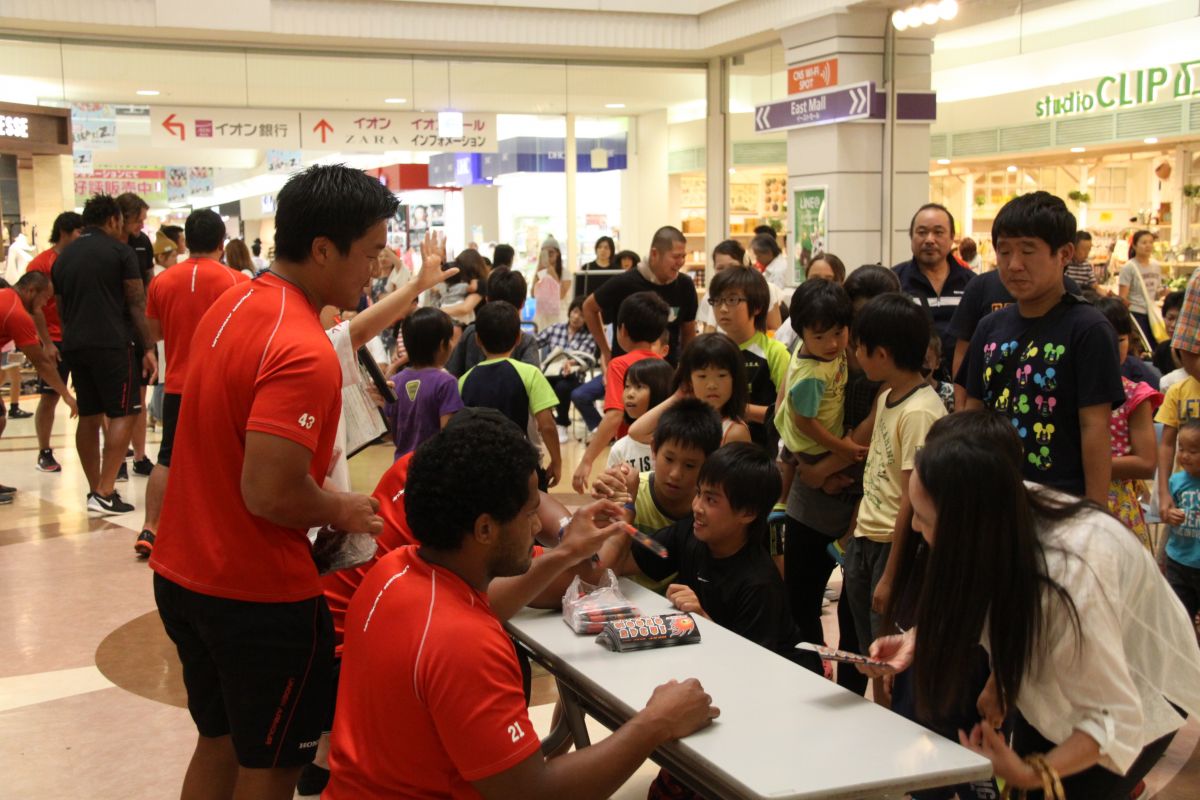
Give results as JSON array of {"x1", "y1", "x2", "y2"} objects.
[{"x1": 507, "y1": 720, "x2": 526, "y2": 743}]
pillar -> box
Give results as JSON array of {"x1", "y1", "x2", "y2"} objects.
[
  {"x1": 630, "y1": 110, "x2": 669, "y2": 256},
  {"x1": 778, "y1": 9, "x2": 934, "y2": 273},
  {"x1": 705, "y1": 56, "x2": 729, "y2": 283},
  {"x1": 16, "y1": 155, "x2": 73, "y2": 251}
]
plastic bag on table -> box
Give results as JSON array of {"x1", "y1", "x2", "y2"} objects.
[
  {"x1": 310, "y1": 526, "x2": 379, "y2": 575},
  {"x1": 562, "y1": 569, "x2": 640, "y2": 634}
]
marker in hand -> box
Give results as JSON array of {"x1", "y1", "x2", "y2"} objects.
[{"x1": 624, "y1": 522, "x2": 668, "y2": 559}]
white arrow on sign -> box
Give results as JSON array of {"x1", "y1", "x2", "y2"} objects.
[
  {"x1": 755, "y1": 105, "x2": 771, "y2": 131},
  {"x1": 849, "y1": 86, "x2": 868, "y2": 115}
]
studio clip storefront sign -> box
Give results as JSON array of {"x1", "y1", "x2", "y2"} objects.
[
  {"x1": 1036, "y1": 61, "x2": 1200, "y2": 118},
  {"x1": 792, "y1": 186, "x2": 827, "y2": 285}
]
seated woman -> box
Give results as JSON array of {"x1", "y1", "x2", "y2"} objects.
[{"x1": 863, "y1": 410, "x2": 1200, "y2": 800}]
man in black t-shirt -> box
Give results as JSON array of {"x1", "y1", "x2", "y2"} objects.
[
  {"x1": 958, "y1": 192, "x2": 1123, "y2": 505},
  {"x1": 117, "y1": 192, "x2": 156, "y2": 477},
  {"x1": 53, "y1": 194, "x2": 157, "y2": 515},
  {"x1": 584, "y1": 226, "x2": 697, "y2": 367},
  {"x1": 892, "y1": 204, "x2": 974, "y2": 381},
  {"x1": 600, "y1": 443, "x2": 800, "y2": 660}
]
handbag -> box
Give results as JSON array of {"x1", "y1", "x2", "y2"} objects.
[{"x1": 1129, "y1": 262, "x2": 1168, "y2": 343}]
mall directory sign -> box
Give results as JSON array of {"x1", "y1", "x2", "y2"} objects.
[{"x1": 755, "y1": 82, "x2": 879, "y2": 133}]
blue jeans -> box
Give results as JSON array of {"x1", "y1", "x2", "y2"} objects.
[{"x1": 570, "y1": 374, "x2": 605, "y2": 431}]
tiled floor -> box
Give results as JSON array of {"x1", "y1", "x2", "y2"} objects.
[{"x1": 2, "y1": 402, "x2": 1198, "y2": 798}]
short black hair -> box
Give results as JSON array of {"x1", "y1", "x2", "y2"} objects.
[
  {"x1": 492, "y1": 244, "x2": 514, "y2": 269},
  {"x1": 616, "y1": 250, "x2": 640, "y2": 268},
  {"x1": 750, "y1": 233, "x2": 782, "y2": 260},
  {"x1": 162, "y1": 225, "x2": 184, "y2": 248},
  {"x1": 568, "y1": 296, "x2": 585, "y2": 316},
  {"x1": 624, "y1": 358, "x2": 674, "y2": 410},
  {"x1": 1164, "y1": 290, "x2": 1187, "y2": 317},
  {"x1": 789, "y1": 278, "x2": 853, "y2": 335},
  {"x1": 753, "y1": 225, "x2": 777, "y2": 239},
  {"x1": 853, "y1": 292, "x2": 930, "y2": 372},
  {"x1": 617, "y1": 291, "x2": 670, "y2": 344},
  {"x1": 650, "y1": 226, "x2": 686, "y2": 257},
  {"x1": 674, "y1": 333, "x2": 748, "y2": 421},
  {"x1": 404, "y1": 417, "x2": 540, "y2": 550},
  {"x1": 1094, "y1": 296, "x2": 1134, "y2": 338},
  {"x1": 1180, "y1": 418, "x2": 1200, "y2": 437},
  {"x1": 475, "y1": 300, "x2": 521, "y2": 354},
  {"x1": 909, "y1": 203, "x2": 956, "y2": 238},
  {"x1": 184, "y1": 209, "x2": 225, "y2": 254},
  {"x1": 401, "y1": 307, "x2": 455, "y2": 366},
  {"x1": 486, "y1": 267, "x2": 527, "y2": 306},
  {"x1": 992, "y1": 191, "x2": 1076, "y2": 252},
  {"x1": 654, "y1": 396, "x2": 722, "y2": 456},
  {"x1": 251, "y1": 238, "x2": 262, "y2": 256},
  {"x1": 843, "y1": 264, "x2": 901, "y2": 304},
  {"x1": 273, "y1": 165, "x2": 400, "y2": 264},
  {"x1": 698, "y1": 442, "x2": 782, "y2": 544},
  {"x1": 82, "y1": 194, "x2": 121, "y2": 227},
  {"x1": 49, "y1": 212, "x2": 83, "y2": 244},
  {"x1": 709, "y1": 267, "x2": 771, "y2": 331},
  {"x1": 15, "y1": 271, "x2": 49, "y2": 292},
  {"x1": 1075, "y1": 230, "x2": 1093, "y2": 244},
  {"x1": 711, "y1": 239, "x2": 745, "y2": 264}
]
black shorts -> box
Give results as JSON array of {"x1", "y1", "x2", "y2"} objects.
[
  {"x1": 158, "y1": 392, "x2": 183, "y2": 467},
  {"x1": 153, "y1": 573, "x2": 334, "y2": 769},
  {"x1": 36, "y1": 342, "x2": 70, "y2": 395},
  {"x1": 64, "y1": 347, "x2": 141, "y2": 418}
]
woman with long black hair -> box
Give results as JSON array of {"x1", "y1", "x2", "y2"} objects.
[{"x1": 863, "y1": 411, "x2": 1200, "y2": 798}]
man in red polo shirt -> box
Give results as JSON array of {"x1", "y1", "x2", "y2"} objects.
[
  {"x1": 135, "y1": 208, "x2": 249, "y2": 558},
  {"x1": 149, "y1": 165, "x2": 400, "y2": 800},
  {"x1": 0, "y1": 272, "x2": 79, "y2": 498},
  {"x1": 326, "y1": 415, "x2": 719, "y2": 800},
  {"x1": 26, "y1": 211, "x2": 83, "y2": 473}
]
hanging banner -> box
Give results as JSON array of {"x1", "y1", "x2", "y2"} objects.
[
  {"x1": 266, "y1": 149, "x2": 303, "y2": 173},
  {"x1": 74, "y1": 167, "x2": 167, "y2": 207},
  {"x1": 71, "y1": 103, "x2": 118, "y2": 150},
  {"x1": 150, "y1": 106, "x2": 300, "y2": 148},
  {"x1": 299, "y1": 111, "x2": 497, "y2": 153},
  {"x1": 791, "y1": 186, "x2": 827, "y2": 284},
  {"x1": 73, "y1": 150, "x2": 94, "y2": 176},
  {"x1": 188, "y1": 166, "x2": 214, "y2": 196},
  {"x1": 166, "y1": 167, "x2": 189, "y2": 204}
]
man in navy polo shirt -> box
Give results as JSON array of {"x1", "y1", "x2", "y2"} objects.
[{"x1": 893, "y1": 203, "x2": 974, "y2": 381}]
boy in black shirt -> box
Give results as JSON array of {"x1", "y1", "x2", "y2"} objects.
[
  {"x1": 601, "y1": 442, "x2": 798, "y2": 658},
  {"x1": 958, "y1": 192, "x2": 1123, "y2": 505}
]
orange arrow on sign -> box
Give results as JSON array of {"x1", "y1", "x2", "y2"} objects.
[
  {"x1": 162, "y1": 113, "x2": 185, "y2": 141},
  {"x1": 313, "y1": 118, "x2": 334, "y2": 144}
]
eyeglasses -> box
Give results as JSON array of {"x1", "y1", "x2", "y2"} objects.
[{"x1": 707, "y1": 296, "x2": 747, "y2": 308}]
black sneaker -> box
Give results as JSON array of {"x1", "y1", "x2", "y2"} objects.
[
  {"x1": 126, "y1": 448, "x2": 134, "y2": 458},
  {"x1": 0, "y1": 484, "x2": 15, "y2": 494},
  {"x1": 132, "y1": 456, "x2": 154, "y2": 477},
  {"x1": 88, "y1": 491, "x2": 134, "y2": 515},
  {"x1": 7, "y1": 406, "x2": 31, "y2": 419},
  {"x1": 134, "y1": 530, "x2": 155, "y2": 559},
  {"x1": 296, "y1": 763, "x2": 330, "y2": 796},
  {"x1": 36, "y1": 449, "x2": 61, "y2": 473},
  {"x1": 116, "y1": 462, "x2": 129, "y2": 482}
]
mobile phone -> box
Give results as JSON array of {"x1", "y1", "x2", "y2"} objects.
[{"x1": 796, "y1": 642, "x2": 895, "y2": 671}]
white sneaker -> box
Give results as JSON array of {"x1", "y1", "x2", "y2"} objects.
[{"x1": 557, "y1": 425, "x2": 569, "y2": 444}]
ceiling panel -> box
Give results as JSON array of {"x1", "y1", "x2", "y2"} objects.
[
  {"x1": 58, "y1": 42, "x2": 248, "y2": 105},
  {"x1": 245, "y1": 52, "x2": 415, "y2": 109}
]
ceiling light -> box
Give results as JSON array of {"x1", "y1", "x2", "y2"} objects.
[
  {"x1": 136, "y1": 89, "x2": 160, "y2": 96},
  {"x1": 384, "y1": 97, "x2": 406, "y2": 104},
  {"x1": 937, "y1": 158, "x2": 951, "y2": 165},
  {"x1": 1070, "y1": 146, "x2": 1086, "y2": 153},
  {"x1": 605, "y1": 103, "x2": 626, "y2": 109},
  {"x1": 904, "y1": 6, "x2": 922, "y2": 27},
  {"x1": 891, "y1": 10, "x2": 909, "y2": 30},
  {"x1": 920, "y1": 2, "x2": 939, "y2": 25},
  {"x1": 937, "y1": 0, "x2": 958, "y2": 20},
  {"x1": 1006, "y1": 165, "x2": 1018, "y2": 173},
  {"x1": 1144, "y1": 137, "x2": 1159, "y2": 144}
]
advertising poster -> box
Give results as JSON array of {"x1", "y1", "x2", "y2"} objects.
[
  {"x1": 188, "y1": 166, "x2": 214, "y2": 197},
  {"x1": 167, "y1": 167, "x2": 189, "y2": 204},
  {"x1": 74, "y1": 167, "x2": 167, "y2": 207},
  {"x1": 266, "y1": 149, "x2": 302, "y2": 173},
  {"x1": 792, "y1": 186, "x2": 827, "y2": 284},
  {"x1": 71, "y1": 103, "x2": 118, "y2": 150}
]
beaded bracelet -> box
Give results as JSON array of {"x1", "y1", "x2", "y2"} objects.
[{"x1": 1002, "y1": 753, "x2": 1065, "y2": 800}]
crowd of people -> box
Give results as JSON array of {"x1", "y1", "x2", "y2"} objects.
[{"x1": 4, "y1": 166, "x2": 1200, "y2": 800}]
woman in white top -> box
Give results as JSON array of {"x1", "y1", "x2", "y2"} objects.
[
  {"x1": 1118, "y1": 230, "x2": 1163, "y2": 346},
  {"x1": 864, "y1": 411, "x2": 1200, "y2": 798},
  {"x1": 751, "y1": 232, "x2": 790, "y2": 291}
]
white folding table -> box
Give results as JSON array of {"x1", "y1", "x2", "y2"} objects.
[{"x1": 506, "y1": 578, "x2": 992, "y2": 800}]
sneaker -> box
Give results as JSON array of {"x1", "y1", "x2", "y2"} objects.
[
  {"x1": 556, "y1": 425, "x2": 569, "y2": 444},
  {"x1": 0, "y1": 484, "x2": 15, "y2": 494},
  {"x1": 88, "y1": 491, "x2": 134, "y2": 515},
  {"x1": 36, "y1": 449, "x2": 61, "y2": 473},
  {"x1": 132, "y1": 456, "x2": 154, "y2": 477},
  {"x1": 7, "y1": 406, "x2": 31, "y2": 419},
  {"x1": 134, "y1": 530, "x2": 155, "y2": 559},
  {"x1": 296, "y1": 763, "x2": 330, "y2": 796},
  {"x1": 126, "y1": 448, "x2": 134, "y2": 458},
  {"x1": 116, "y1": 462, "x2": 129, "y2": 482},
  {"x1": 0, "y1": 493, "x2": 11, "y2": 505}
]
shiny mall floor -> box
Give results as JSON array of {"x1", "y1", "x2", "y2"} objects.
[{"x1": 3, "y1": 401, "x2": 1199, "y2": 799}]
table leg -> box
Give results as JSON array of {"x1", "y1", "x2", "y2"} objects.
[{"x1": 555, "y1": 678, "x2": 592, "y2": 748}]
